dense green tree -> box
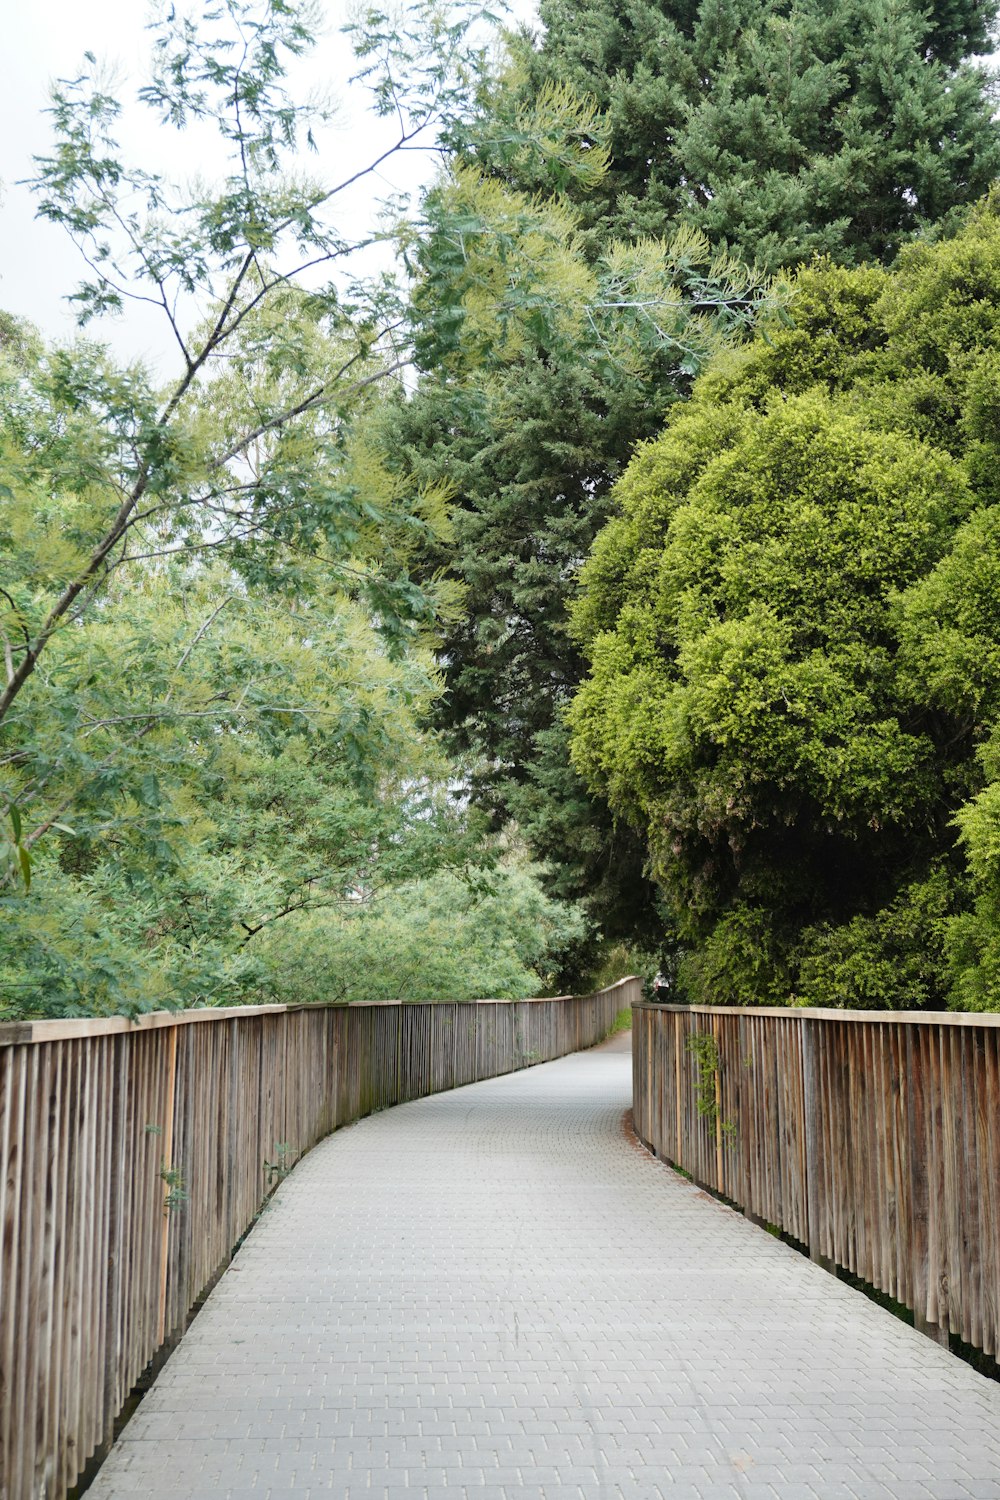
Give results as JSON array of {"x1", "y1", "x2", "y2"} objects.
[
  {"x1": 0, "y1": 308, "x2": 592, "y2": 1018},
  {"x1": 256, "y1": 853, "x2": 590, "y2": 1007},
  {"x1": 377, "y1": 349, "x2": 687, "y2": 958},
  {"x1": 1, "y1": 3, "x2": 611, "y2": 1017},
  {"x1": 0, "y1": 542, "x2": 478, "y2": 1016},
  {"x1": 507, "y1": 0, "x2": 1000, "y2": 269},
  {"x1": 568, "y1": 199, "x2": 1000, "y2": 1009},
  {"x1": 381, "y1": 0, "x2": 1000, "y2": 963}
]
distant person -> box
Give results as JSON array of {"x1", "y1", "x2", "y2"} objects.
[{"x1": 653, "y1": 971, "x2": 671, "y2": 1002}]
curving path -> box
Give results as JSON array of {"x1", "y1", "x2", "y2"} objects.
[{"x1": 89, "y1": 1032, "x2": 1000, "y2": 1500}]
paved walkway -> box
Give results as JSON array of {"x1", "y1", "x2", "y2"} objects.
[{"x1": 89, "y1": 1033, "x2": 1000, "y2": 1500}]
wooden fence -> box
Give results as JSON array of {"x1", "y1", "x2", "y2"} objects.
[
  {"x1": 633, "y1": 1001, "x2": 1000, "y2": 1360},
  {"x1": 0, "y1": 979, "x2": 638, "y2": 1500}
]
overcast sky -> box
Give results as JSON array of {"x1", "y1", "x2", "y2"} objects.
[{"x1": 1, "y1": 0, "x2": 538, "y2": 371}]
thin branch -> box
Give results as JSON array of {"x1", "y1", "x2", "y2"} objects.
[
  {"x1": 206, "y1": 354, "x2": 409, "y2": 473},
  {"x1": 274, "y1": 117, "x2": 437, "y2": 233},
  {"x1": 106, "y1": 200, "x2": 194, "y2": 368},
  {"x1": 24, "y1": 789, "x2": 79, "y2": 851},
  {"x1": 0, "y1": 589, "x2": 31, "y2": 680},
  {"x1": 164, "y1": 596, "x2": 235, "y2": 704},
  {"x1": 239, "y1": 897, "x2": 311, "y2": 943},
  {"x1": 67, "y1": 232, "x2": 169, "y2": 318}
]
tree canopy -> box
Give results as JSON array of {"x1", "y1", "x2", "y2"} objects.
[
  {"x1": 8, "y1": 0, "x2": 1000, "y2": 1016},
  {"x1": 509, "y1": 0, "x2": 1000, "y2": 270},
  {"x1": 569, "y1": 200, "x2": 1000, "y2": 1009},
  {"x1": 0, "y1": 2, "x2": 599, "y2": 1017}
]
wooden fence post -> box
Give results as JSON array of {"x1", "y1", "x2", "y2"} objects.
[
  {"x1": 155, "y1": 1025, "x2": 178, "y2": 1347},
  {"x1": 97, "y1": 1036, "x2": 127, "y2": 1466},
  {"x1": 801, "y1": 1018, "x2": 834, "y2": 1272}
]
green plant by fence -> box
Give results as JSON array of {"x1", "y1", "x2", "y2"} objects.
[
  {"x1": 633, "y1": 1001, "x2": 1000, "y2": 1360},
  {"x1": 0, "y1": 979, "x2": 639, "y2": 1500}
]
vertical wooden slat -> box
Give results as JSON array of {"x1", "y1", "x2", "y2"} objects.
[
  {"x1": 36, "y1": 1042, "x2": 64, "y2": 1500},
  {"x1": 100, "y1": 1036, "x2": 127, "y2": 1467},
  {"x1": 942, "y1": 1026, "x2": 962, "y2": 1336},
  {"x1": 0, "y1": 1047, "x2": 22, "y2": 1494},
  {"x1": 802, "y1": 1019, "x2": 824, "y2": 1259},
  {"x1": 48, "y1": 1043, "x2": 73, "y2": 1500},
  {"x1": 963, "y1": 1030, "x2": 983, "y2": 1351},
  {"x1": 985, "y1": 1030, "x2": 1000, "y2": 1358},
  {"x1": 14, "y1": 1047, "x2": 42, "y2": 1500},
  {"x1": 155, "y1": 1025, "x2": 179, "y2": 1347}
]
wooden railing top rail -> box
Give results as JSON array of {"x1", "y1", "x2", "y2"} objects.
[
  {"x1": 0, "y1": 976, "x2": 639, "y2": 1047},
  {"x1": 635, "y1": 1000, "x2": 1000, "y2": 1028}
]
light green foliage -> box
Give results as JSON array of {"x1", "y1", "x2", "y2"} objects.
[
  {"x1": 945, "y1": 732, "x2": 1000, "y2": 1011},
  {"x1": 0, "y1": 325, "x2": 585, "y2": 1018},
  {"x1": 586, "y1": 939, "x2": 656, "y2": 995},
  {"x1": 571, "y1": 393, "x2": 969, "y2": 887},
  {"x1": 569, "y1": 200, "x2": 1000, "y2": 1010},
  {"x1": 159, "y1": 1164, "x2": 188, "y2": 1214},
  {"x1": 0, "y1": 276, "x2": 479, "y2": 1019},
  {"x1": 0, "y1": 2, "x2": 604, "y2": 1019},
  {"x1": 0, "y1": 528, "x2": 482, "y2": 1016},
  {"x1": 606, "y1": 1006, "x2": 632, "y2": 1036},
  {"x1": 684, "y1": 1032, "x2": 734, "y2": 1141},
  {"x1": 416, "y1": 61, "x2": 779, "y2": 375},
  {"x1": 413, "y1": 164, "x2": 778, "y2": 378},
  {"x1": 255, "y1": 856, "x2": 589, "y2": 1005},
  {"x1": 795, "y1": 869, "x2": 956, "y2": 1012}
]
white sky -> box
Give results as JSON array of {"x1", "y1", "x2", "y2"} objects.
[{"x1": 1, "y1": 0, "x2": 539, "y2": 372}]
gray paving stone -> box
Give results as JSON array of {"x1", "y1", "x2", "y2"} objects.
[{"x1": 87, "y1": 1032, "x2": 1000, "y2": 1499}]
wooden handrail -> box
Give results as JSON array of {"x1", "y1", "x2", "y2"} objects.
[
  {"x1": 642, "y1": 1001, "x2": 1000, "y2": 1027},
  {"x1": 0, "y1": 979, "x2": 639, "y2": 1046}
]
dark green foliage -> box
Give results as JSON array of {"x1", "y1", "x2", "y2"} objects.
[
  {"x1": 513, "y1": 0, "x2": 1000, "y2": 270},
  {"x1": 377, "y1": 338, "x2": 695, "y2": 954},
  {"x1": 569, "y1": 201, "x2": 1000, "y2": 1009}
]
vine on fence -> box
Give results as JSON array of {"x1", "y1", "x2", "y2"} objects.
[
  {"x1": 685, "y1": 1032, "x2": 736, "y2": 1143},
  {"x1": 159, "y1": 1163, "x2": 188, "y2": 1213},
  {"x1": 264, "y1": 1143, "x2": 297, "y2": 1186}
]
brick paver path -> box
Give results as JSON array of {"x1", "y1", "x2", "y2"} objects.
[{"x1": 89, "y1": 1032, "x2": 1000, "y2": 1499}]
